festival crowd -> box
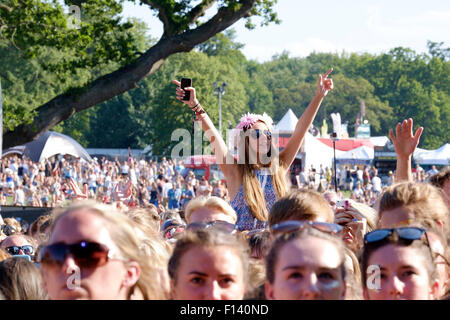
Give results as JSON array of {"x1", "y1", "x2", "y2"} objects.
[{"x1": 0, "y1": 70, "x2": 449, "y2": 301}]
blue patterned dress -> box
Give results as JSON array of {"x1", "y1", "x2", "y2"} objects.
[{"x1": 231, "y1": 169, "x2": 277, "y2": 231}]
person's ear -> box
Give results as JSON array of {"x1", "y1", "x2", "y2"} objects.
[
  {"x1": 123, "y1": 261, "x2": 140, "y2": 288},
  {"x1": 430, "y1": 280, "x2": 440, "y2": 300},
  {"x1": 264, "y1": 281, "x2": 275, "y2": 300},
  {"x1": 436, "y1": 220, "x2": 444, "y2": 233}
]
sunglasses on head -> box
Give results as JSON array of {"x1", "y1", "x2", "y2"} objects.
[
  {"x1": 249, "y1": 129, "x2": 272, "y2": 140},
  {"x1": 186, "y1": 220, "x2": 236, "y2": 233},
  {"x1": 270, "y1": 220, "x2": 343, "y2": 236},
  {"x1": 6, "y1": 245, "x2": 34, "y2": 256},
  {"x1": 38, "y1": 241, "x2": 125, "y2": 269},
  {"x1": 364, "y1": 227, "x2": 427, "y2": 245}
]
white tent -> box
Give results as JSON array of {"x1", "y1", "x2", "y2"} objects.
[
  {"x1": 275, "y1": 109, "x2": 298, "y2": 132},
  {"x1": 298, "y1": 132, "x2": 345, "y2": 170},
  {"x1": 2, "y1": 131, "x2": 92, "y2": 163},
  {"x1": 414, "y1": 143, "x2": 450, "y2": 165},
  {"x1": 337, "y1": 145, "x2": 374, "y2": 164}
]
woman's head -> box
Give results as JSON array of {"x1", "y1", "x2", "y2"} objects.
[
  {"x1": 269, "y1": 189, "x2": 334, "y2": 227},
  {"x1": 0, "y1": 257, "x2": 48, "y2": 300},
  {"x1": 168, "y1": 229, "x2": 250, "y2": 300},
  {"x1": 378, "y1": 182, "x2": 449, "y2": 237},
  {"x1": 361, "y1": 228, "x2": 438, "y2": 300},
  {"x1": 184, "y1": 196, "x2": 237, "y2": 225},
  {"x1": 265, "y1": 228, "x2": 346, "y2": 300},
  {"x1": 40, "y1": 200, "x2": 161, "y2": 300},
  {"x1": 234, "y1": 113, "x2": 288, "y2": 222}
]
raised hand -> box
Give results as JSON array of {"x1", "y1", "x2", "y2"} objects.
[
  {"x1": 317, "y1": 68, "x2": 334, "y2": 97},
  {"x1": 389, "y1": 118, "x2": 423, "y2": 159},
  {"x1": 172, "y1": 79, "x2": 198, "y2": 109}
]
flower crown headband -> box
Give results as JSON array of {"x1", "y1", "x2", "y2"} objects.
[{"x1": 235, "y1": 112, "x2": 274, "y2": 131}]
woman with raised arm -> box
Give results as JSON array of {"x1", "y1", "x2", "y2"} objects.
[{"x1": 173, "y1": 69, "x2": 334, "y2": 231}]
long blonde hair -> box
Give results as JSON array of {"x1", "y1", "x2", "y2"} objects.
[
  {"x1": 238, "y1": 121, "x2": 288, "y2": 221},
  {"x1": 50, "y1": 201, "x2": 165, "y2": 300}
]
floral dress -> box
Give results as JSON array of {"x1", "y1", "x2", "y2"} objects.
[{"x1": 231, "y1": 169, "x2": 277, "y2": 231}]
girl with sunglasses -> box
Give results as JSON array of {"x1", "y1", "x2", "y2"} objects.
[
  {"x1": 362, "y1": 227, "x2": 439, "y2": 300},
  {"x1": 265, "y1": 223, "x2": 347, "y2": 300},
  {"x1": 38, "y1": 201, "x2": 163, "y2": 300},
  {"x1": 168, "y1": 228, "x2": 250, "y2": 300},
  {"x1": 173, "y1": 69, "x2": 333, "y2": 231}
]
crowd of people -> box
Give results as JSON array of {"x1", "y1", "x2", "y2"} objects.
[{"x1": 0, "y1": 70, "x2": 449, "y2": 301}]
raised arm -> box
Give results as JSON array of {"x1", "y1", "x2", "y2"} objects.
[
  {"x1": 389, "y1": 118, "x2": 423, "y2": 182},
  {"x1": 172, "y1": 80, "x2": 239, "y2": 182},
  {"x1": 280, "y1": 69, "x2": 334, "y2": 169}
]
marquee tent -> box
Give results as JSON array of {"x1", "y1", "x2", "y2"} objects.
[
  {"x1": 413, "y1": 144, "x2": 450, "y2": 165},
  {"x1": 2, "y1": 131, "x2": 92, "y2": 163}
]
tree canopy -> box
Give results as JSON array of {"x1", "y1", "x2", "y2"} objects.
[{"x1": 0, "y1": 0, "x2": 279, "y2": 148}]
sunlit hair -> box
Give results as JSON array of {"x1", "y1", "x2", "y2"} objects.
[
  {"x1": 348, "y1": 200, "x2": 378, "y2": 232},
  {"x1": 127, "y1": 207, "x2": 160, "y2": 237},
  {"x1": 343, "y1": 247, "x2": 363, "y2": 300},
  {"x1": 49, "y1": 200, "x2": 164, "y2": 300},
  {"x1": 168, "y1": 229, "x2": 250, "y2": 288},
  {"x1": 236, "y1": 119, "x2": 288, "y2": 221},
  {"x1": 265, "y1": 228, "x2": 346, "y2": 284},
  {"x1": 378, "y1": 182, "x2": 449, "y2": 237},
  {"x1": 184, "y1": 196, "x2": 237, "y2": 224},
  {"x1": 0, "y1": 258, "x2": 48, "y2": 300},
  {"x1": 429, "y1": 166, "x2": 450, "y2": 189},
  {"x1": 4, "y1": 218, "x2": 22, "y2": 234},
  {"x1": 28, "y1": 214, "x2": 52, "y2": 244},
  {"x1": 0, "y1": 249, "x2": 11, "y2": 262},
  {"x1": 269, "y1": 189, "x2": 334, "y2": 226}
]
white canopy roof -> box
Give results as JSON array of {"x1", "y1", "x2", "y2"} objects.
[
  {"x1": 414, "y1": 143, "x2": 450, "y2": 165},
  {"x1": 298, "y1": 132, "x2": 345, "y2": 170},
  {"x1": 275, "y1": 109, "x2": 298, "y2": 132},
  {"x1": 337, "y1": 145, "x2": 374, "y2": 162}
]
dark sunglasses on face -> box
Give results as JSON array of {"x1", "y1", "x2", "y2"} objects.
[
  {"x1": 38, "y1": 241, "x2": 124, "y2": 269},
  {"x1": 270, "y1": 220, "x2": 343, "y2": 236},
  {"x1": 364, "y1": 227, "x2": 427, "y2": 244},
  {"x1": 186, "y1": 220, "x2": 236, "y2": 233},
  {"x1": 249, "y1": 129, "x2": 272, "y2": 140},
  {"x1": 6, "y1": 245, "x2": 34, "y2": 256}
]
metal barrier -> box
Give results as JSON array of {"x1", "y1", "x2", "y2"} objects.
[{"x1": 1, "y1": 206, "x2": 53, "y2": 225}]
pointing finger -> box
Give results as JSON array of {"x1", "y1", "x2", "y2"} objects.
[
  {"x1": 172, "y1": 80, "x2": 181, "y2": 86},
  {"x1": 324, "y1": 68, "x2": 333, "y2": 78}
]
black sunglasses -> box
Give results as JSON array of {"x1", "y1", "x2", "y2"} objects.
[
  {"x1": 6, "y1": 245, "x2": 34, "y2": 256},
  {"x1": 249, "y1": 129, "x2": 272, "y2": 140},
  {"x1": 186, "y1": 220, "x2": 236, "y2": 233},
  {"x1": 270, "y1": 220, "x2": 343, "y2": 236},
  {"x1": 38, "y1": 241, "x2": 124, "y2": 269},
  {"x1": 364, "y1": 227, "x2": 427, "y2": 244}
]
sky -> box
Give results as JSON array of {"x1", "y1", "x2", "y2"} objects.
[{"x1": 121, "y1": 0, "x2": 450, "y2": 62}]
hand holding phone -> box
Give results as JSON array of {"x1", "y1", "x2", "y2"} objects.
[{"x1": 180, "y1": 78, "x2": 192, "y2": 101}]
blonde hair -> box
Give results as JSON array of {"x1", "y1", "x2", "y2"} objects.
[
  {"x1": 127, "y1": 208, "x2": 160, "y2": 237},
  {"x1": 378, "y1": 182, "x2": 449, "y2": 236},
  {"x1": 269, "y1": 189, "x2": 334, "y2": 226},
  {"x1": 238, "y1": 120, "x2": 288, "y2": 221},
  {"x1": 50, "y1": 200, "x2": 164, "y2": 300},
  {"x1": 184, "y1": 196, "x2": 237, "y2": 224},
  {"x1": 4, "y1": 218, "x2": 22, "y2": 234}
]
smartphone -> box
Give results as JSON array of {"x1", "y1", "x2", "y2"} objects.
[
  {"x1": 336, "y1": 199, "x2": 350, "y2": 209},
  {"x1": 180, "y1": 78, "x2": 192, "y2": 101}
]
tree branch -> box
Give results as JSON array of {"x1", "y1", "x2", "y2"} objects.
[
  {"x1": 140, "y1": 0, "x2": 176, "y2": 36},
  {"x1": 186, "y1": 0, "x2": 216, "y2": 25},
  {"x1": 3, "y1": 0, "x2": 258, "y2": 149}
]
